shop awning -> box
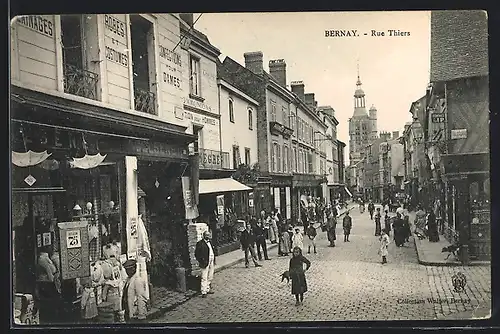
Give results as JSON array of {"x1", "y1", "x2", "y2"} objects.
[
  {"x1": 199, "y1": 178, "x2": 252, "y2": 194},
  {"x1": 344, "y1": 186, "x2": 353, "y2": 197}
]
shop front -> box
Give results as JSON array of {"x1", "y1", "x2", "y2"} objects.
[
  {"x1": 441, "y1": 152, "x2": 490, "y2": 261},
  {"x1": 270, "y1": 174, "x2": 293, "y2": 221},
  {"x1": 195, "y1": 177, "x2": 253, "y2": 255},
  {"x1": 11, "y1": 86, "x2": 196, "y2": 324},
  {"x1": 292, "y1": 174, "x2": 325, "y2": 224}
]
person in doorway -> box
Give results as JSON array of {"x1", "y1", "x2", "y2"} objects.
[
  {"x1": 374, "y1": 207, "x2": 382, "y2": 236},
  {"x1": 195, "y1": 231, "x2": 216, "y2": 297},
  {"x1": 343, "y1": 211, "x2": 352, "y2": 242},
  {"x1": 292, "y1": 227, "x2": 304, "y2": 251},
  {"x1": 121, "y1": 259, "x2": 148, "y2": 323},
  {"x1": 254, "y1": 218, "x2": 270, "y2": 260},
  {"x1": 271, "y1": 211, "x2": 280, "y2": 244},
  {"x1": 305, "y1": 223, "x2": 317, "y2": 254},
  {"x1": 266, "y1": 212, "x2": 277, "y2": 244},
  {"x1": 368, "y1": 201, "x2": 375, "y2": 220},
  {"x1": 379, "y1": 228, "x2": 390, "y2": 264},
  {"x1": 240, "y1": 223, "x2": 262, "y2": 268},
  {"x1": 289, "y1": 246, "x2": 311, "y2": 306}
]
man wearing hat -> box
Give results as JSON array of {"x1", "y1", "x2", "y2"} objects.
[
  {"x1": 195, "y1": 231, "x2": 216, "y2": 298},
  {"x1": 121, "y1": 259, "x2": 148, "y2": 323}
]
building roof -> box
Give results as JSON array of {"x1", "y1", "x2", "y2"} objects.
[{"x1": 354, "y1": 88, "x2": 365, "y2": 97}]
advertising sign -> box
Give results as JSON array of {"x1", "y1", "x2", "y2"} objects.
[{"x1": 58, "y1": 221, "x2": 90, "y2": 280}]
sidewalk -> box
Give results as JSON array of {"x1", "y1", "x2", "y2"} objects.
[
  {"x1": 407, "y1": 212, "x2": 490, "y2": 267},
  {"x1": 146, "y1": 241, "x2": 278, "y2": 320}
]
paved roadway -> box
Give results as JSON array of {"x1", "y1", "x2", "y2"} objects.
[{"x1": 152, "y1": 204, "x2": 491, "y2": 323}]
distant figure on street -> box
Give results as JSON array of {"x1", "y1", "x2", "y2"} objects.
[
  {"x1": 384, "y1": 211, "x2": 391, "y2": 236},
  {"x1": 289, "y1": 246, "x2": 311, "y2": 306},
  {"x1": 415, "y1": 205, "x2": 427, "y2": 236},
  {"x1": 326, "y1": 205, "x2": 337, "y2": 247},
  {"x1": 305, "y1": 223, "x2": 317, "y2": 254},
  {"x1": 374, "y1": 207, "x2": 382, "y2": 236},
  {"x1": 359, "y1": 199, "x2": 365, "y2": 214},
  {"x1": 392, "y1": 213, "x2": 405, "y2": 247},
  {"x1": 278, "y1": 220, "x2": 291, "y2": 256},
  {"x1": 254, "y1": 218, "x2": 270, "y2": 261},
  {"x1": 379, "y1": 228, "x2": 390, "y2": 264},
  {"x1": 267, "y1": 212, "x2": 278, "y2": 244},
  {"x1": 240, "y1": 224, "x2": 262, "y2": 268},
  {"x1": 271, "y1": 210, "x2": 280, "y2": 244},
  {"x1": 368, "y1": 201, "x2": 375, "y2": 220},
  {"x1": 427, "y1": 209, "x2": 440, "y2": 242},
  {"x1": 195, "y1": 231, "x2": 216, "y2": 298},
  {"x1": 343, "y1": 211, "x2": 352, "y2": 242},
  {"x1": 384, "y1": 202, "x2": 390, "y2": 215},
  {"x1": 292, "y1": 227, "x2": 304, "y2": 251}
]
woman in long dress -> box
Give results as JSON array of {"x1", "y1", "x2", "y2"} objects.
[
  {"x1": 289, "y1": 246, "x2": 311, "y2": 306},
  {"x1": 279, "y1": 222, "x2": 291, "y2": 256},
  {"x1": 427, "y1": 210, "x2": 440, "y2": 242}
]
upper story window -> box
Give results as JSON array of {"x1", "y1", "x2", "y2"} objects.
[
  {"x1": 293, "y1": 147, "x2": 298, "y2": 172},
  {"x1": 291, "y1": 112, "x2": 296, "y2": 135},
  {"x1": 282, "y1": 106, "x2": 288, "y2": 127},
  {"x1": 244, "y1": 147, "x2": 251, "y2": 165},
  {"x1": 61, "y1": 15, "x2": 99, "y2": 101},
  {"x1": 248, "y1": 108, "x2": 253, "y2": 130},
  {"x1": 189, "y1": 54, "x2": 201, "y2": 97},
  {"x1": 283, "y1": 146, "x2": 289, "y2": 173},
  {"x1": 271, "y1": 103, "x2": 277, "y2": 122},
  {"x1": 229, "y1": 98, "x2": 234, "y2": 123},
  {"x1": 130, "y1": 14, "x2": 156, "y2": 115},
  {"x1": 271, "y1": 142, "x2": 278, "y2": 172},
  {"x1": 233, "y1": 145, "x2": 241, "y2": 169},
  {"x1": 277, "y1": 144, "x2": 282, "y2": 172}
]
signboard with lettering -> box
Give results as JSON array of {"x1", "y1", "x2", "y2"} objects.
[
  {"x1": 99, "y1": 138, "x2": 189, "y2": 159},
  {"x1": 431, "y1": 113, "x2": 445, "y2": 123},
  {"x1": 17, "y1": 16, "x2": 54, "y2": 38},
  {"x1": 450, "y1": 129, "x2": 467, "y2": 140},
  {"x1": 183, "y1": 97, "x2": 215, "y2": 114},
  {"x1": 199, "y1": 150, "x2": 223, "y2": 170},
  {"x1": 58, "y1": 221, "x2": 90, "y2": 280},
  {"x1": 103, "y1": 14, "x2": 129, "y2": 68}
]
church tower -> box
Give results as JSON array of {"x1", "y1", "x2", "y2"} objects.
[{"x1": 348, "y1": 65, "x2": 372, "y2": 165}]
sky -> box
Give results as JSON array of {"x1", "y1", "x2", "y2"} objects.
[{"x1": 194, "y1": 11, "x2": 431, "y2": 165}]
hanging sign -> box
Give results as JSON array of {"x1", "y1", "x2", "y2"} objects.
[
  {"x1": 37, "y1": 234, "x2": 42, "y2": 248},
  {"x1": 248, "y1": 192, "x2": 254, "y2": 208},
  {"x1": 66, "y1": 230, "x2": 81, "y2": 249},
  {"x1": 450, "y1": 129, "x2": 467, "y2": 140},
  {"x1": 42, "y1": 232, "x2": 52, "y2": 246},
  {"x1": 24, "y1": 175, "x2": 37, "y2": 187},
  {"x1": 217, "y1": 195, "x2": 225, "y2": 215}
]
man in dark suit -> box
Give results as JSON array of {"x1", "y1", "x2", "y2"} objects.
[
  {"x1": 195, "y1": 231, "x2": 215, "y2": 298},
  {"x1": 240, "y1": 223, "x2": 262, "y2": 268}
]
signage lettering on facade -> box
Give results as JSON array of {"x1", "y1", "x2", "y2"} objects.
[
  {"x1": 126, "y1": 140, "x2": 189, "y2": 159},
  {"x1": 451, "y1": 129, "x2": 467, "y2": 140},
  {"x1": 201, "y1": 151, "x2": 222, "y2": 168},
  {"x1": 182, "y1": 110, "x2": 218, "y2": 126},
  {"x1": 183, "y1": 97, "x2": 213, "y2": 113},
  {"x1": 431, "y1": 113, "x2": 445, "y2": 123},
  {"x1": 159, "y1": 45, "x2": 182, "y2": 66},
  {"x1": 66, "y1": 230, "x2": 81, "y2": 249},
  {"x1": 104, "y1": 15, "x2": 126, "y2": 38},
  {"x1": 163, "y1": 71, "x2": 181, "y2": 89},
  {"x1": 17, "y1": 16, "x2": 54, "y2": 37},
  {"x1": 105, "y1": 46, "x2": 129, "y2": 67}
]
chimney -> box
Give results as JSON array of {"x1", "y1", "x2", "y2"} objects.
[
  {"x1": 392, "y1": 131, "x2": 400, "y2": 139},
  {"x1": 291, "y1": 81, "x2": 305, "y2": 101},
  {"x1": 305, "y1": 93, "x2": 315, "y2": 109},
  {"x1": 180, "y1": 13, "x2": 194, "y2": 27},
  {"x1": 269, "y1": 59, "x2": 287, "y2": 87},
  {"x1": 244, "y1": 51, "x2": 263, "y2": 75}
]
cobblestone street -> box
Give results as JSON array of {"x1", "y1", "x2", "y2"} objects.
[{"x1": 152, "y1": 205, "x2": 491, "y2": 323}]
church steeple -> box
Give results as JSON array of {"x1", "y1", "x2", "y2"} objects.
[{"x1": 353, "y1": 62, "x2": 366, "y2": 111}]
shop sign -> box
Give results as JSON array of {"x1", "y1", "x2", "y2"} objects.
[
  {"x1": 199, "y1": 149, "x2": 223, "y2": 170},
  {"x1": 122, "y1": 140, "x2": 189, "y2": 159},
  {"x1": 66, "y1": 230, "x2": 81, "y2": 249},
  {"x1": 130, "y1": 218, "x2": 138, "y2": 238},
  {"x1": 249, "y1": 192, "x2": 254, "y2": 207},
  {"x1": 17, "y1": 15, "x2": 54, "y2": 38},
  {"x1": 431, "y1": 113, "x2": 445, "y2": 123},
  {"x1": 182, "y1": 110, "x2": 218, "y2": 126},
  {"x1": 450, "y1": 129, "x2": 467, "y2": 140},
  {"x1": 269, "y1": 121, "x2": 293, "y2": 138},
  {"x1": 183, "y1": 97, "x2": 214, "y2": 114},
  {"x1": 42, "y1": 232, "x2": 51, "y2": 246}
]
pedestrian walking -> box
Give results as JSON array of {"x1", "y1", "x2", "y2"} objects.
[
  {"x1": 254, "y1": 219, "x2": 270, "y2": 260},
  {"x1": 374, "y1": 207, "x2": 382, "y2": 236},
  {"x1": 305, "y1": 224, "x2": 317, "y2": 254},
  {"x1": 392, "y1": 213, "x2": 405, "y2": 247},
  {"x1": 368, "y1": 201, "x2": 375, "y2": 220},
  {"x1": 266, "y1": 212, "x2": 277, "y2": 243},
  {"x1": 384, "y1": 202, "x2": 390, "y2": 215},
  {"x1": 427, "y1": 209, "x2": 440, "y2": 242},
  {"x1": 195, "y1": 231, "x2": 216, "y2": 298},
  {"x1": 121, "y1": 259, "x2": 148, "y2": 323},
  {"x1": 289, "y1": 246, "x2": 311, "y2": 306},
  {"x1": 384, "y1": 211, "x2": 391, "y2": 236},
  {"x1": 415, "y1": 206, "x2": 427, "y2": 236},
  {"x1": 291, "y1": 227, "x2": 304, "y2": 251},
  {"x1": 240, "y1": 223, "x2": 262, "y2": 268},
  {"x1": 343, "y1": 211, "x2": 352, "y2": 242},
  {"x1": 379, "y1": 229, "x2": 390, "y2": 264}
]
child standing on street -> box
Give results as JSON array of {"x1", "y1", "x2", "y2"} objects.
[
  {"x1": 305, "y1": 224, "x2": 317, "y2": 254},
  {"x1": 292, "y1": 228, "x2": 304, "y2": 252},
  {"x1": 379, "y1": 228, "x2": 390, "y2": 264},
  {"x1": 289, "y1": 246, "x2": 311, "y2": 306}
]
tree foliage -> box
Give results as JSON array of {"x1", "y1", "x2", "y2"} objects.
[{"x1": 232, "y1": 162, "x2": 261, "y2": 185}]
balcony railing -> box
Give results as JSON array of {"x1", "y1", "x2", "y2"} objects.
[
  {"x1": 198, "y1": 148, "x2": 231, "y2": 170},
  {"x1": 134, "y1": 87, "x2": 156, "y2": 115},
  {"x1": 63, "y1": 64, "x2": 99, "y2": 100}
]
